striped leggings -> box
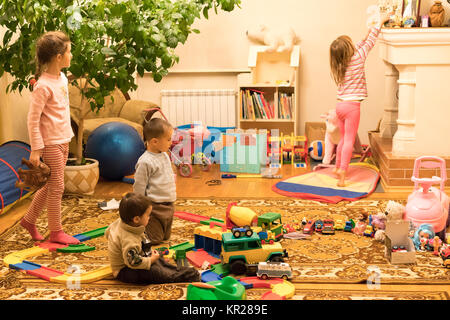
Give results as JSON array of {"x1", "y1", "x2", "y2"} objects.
[{"x1": 23, "y1": 143, "x2": 68, "y2": 232}]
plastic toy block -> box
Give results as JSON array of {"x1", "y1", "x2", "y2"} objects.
[
  {"x1": 272, "y1": 281, "x2": 295, "y2": 299},
  {"x1": 51, "y1": 265, "x2": 113, "y2": 284},
  {"x1": 79, "y1": 226, "x2": 108, "y2": 240},
  {"x1": 237, "y1": 280, "x2": 253, "y2": 289},
  {"x1": 186, "y1": 249, "x2": 221, "y2": 268},
  {"x1": 12, "y1": 247, "x2": 49, "y2": 260},
  {"x1": 174, "y1": 211, "x2": 210, "y2": 223},
  {"x1": 194, "y1": 225, "x2": 224, "y2": 241},
  {"x1": 10, "y1": 260, "x2": 41, "y2": 271},
  {"x1": 27, "y1": 266, "x2": 64, "y2": 281},
  {"x1": 239, "y1": 276, "x2": 283, "y2": 288},
  {"x1": 35, "y1": 241, "x2": 69, "y2": 251},
  {"x1": 73, "y1": 234, "x2": 91, "y2": 242},
  {"x1": 201, "y1": 270, "x2": 223, "y2": 283},
  {"x1": 210, "y1": 263, "x2": 230, "y2": 277},
  {"x1": 169, "y1": 242, "x2": 195, "y2": 252},
  {"x1": 200, "y1": 217, "x2": 225, "y2": 226},
  {"x1": 56, "y1": 244, "x2": 96, "y2": 253},
  {"x1": 3, "y1": 253, "x2": 24, "y2": 266},
  {"x1": 260, "y1": 292, "x2": 284, "y2": 300}
]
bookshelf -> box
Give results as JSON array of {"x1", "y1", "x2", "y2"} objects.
[{"x1": 237, "y1": 45, "x2": 300, "y2": 136}]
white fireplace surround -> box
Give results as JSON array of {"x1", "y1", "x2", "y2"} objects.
[{"x1": 378, "y1": 27, "x2": 450, "y2": 157}]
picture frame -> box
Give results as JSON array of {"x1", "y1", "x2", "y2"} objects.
[{"x1": 402, "y1": 0, "x2": 421, "y2": 27}]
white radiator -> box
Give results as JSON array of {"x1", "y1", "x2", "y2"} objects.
[{"x1": 160, "y1": 89, "x2": 236, "y2": 127}]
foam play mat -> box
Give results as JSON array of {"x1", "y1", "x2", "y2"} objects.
[{"x1": 272, "y1": 163, "x2": 380, "y2": 203}]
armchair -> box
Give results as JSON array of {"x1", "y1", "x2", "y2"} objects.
[{"x1": 68, "y1": 81, "x2": 158, "y2": 145}]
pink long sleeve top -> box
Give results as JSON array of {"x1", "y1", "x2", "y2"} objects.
[
  {"x1": 27, "y1": 72, "x2": 74, "y2": 151},
  {"x1": 336, "y1": 27, "x2": 381, "y2": 101}
]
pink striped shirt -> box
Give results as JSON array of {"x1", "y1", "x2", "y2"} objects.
[
  {"x1": 337, "y1": 27, "x2": 381, "y2": 101},
  {"x1": 27, "y1": 72, "x2": 74, "y2": 151}
]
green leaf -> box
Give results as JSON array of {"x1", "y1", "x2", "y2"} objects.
[{"x1": 101, "y1": 47, "x2": 116, "y2": 56}]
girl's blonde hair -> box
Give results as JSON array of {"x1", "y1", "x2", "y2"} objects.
[
  {"x1": 329, "y1": 35, "x2": 355, "y2": 86},
  {"x1": 35, "y1": 31, "x2": 70, "y2": 79}
]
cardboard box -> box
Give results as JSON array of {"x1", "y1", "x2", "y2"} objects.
[{"x1": 384, "y1": 220, "x2": 416, "y2": 264}]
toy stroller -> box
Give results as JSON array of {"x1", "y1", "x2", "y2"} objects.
[
  {"x1": 405, "y1": 156, "x2": 450, "y2": 241},
  {"x1": 143, "y1": 108, "x2": 212, "y2": 177}
]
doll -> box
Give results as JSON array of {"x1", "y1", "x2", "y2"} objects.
[{"x1": 412, "y1": 224, "x2": 435, "y2": 251}]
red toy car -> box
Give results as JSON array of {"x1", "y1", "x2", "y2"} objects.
[
  {"x1": 322, "y1": 219, "x2": 335, "y2": 235},
  {"x1": 303, "y1": 220, "x2": 315, "y2": 235}
]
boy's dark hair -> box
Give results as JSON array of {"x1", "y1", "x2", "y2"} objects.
[
  {"x1": 119, "y1": 192, "x2": 153, "y2": 224},
  {"x1": 35, "y1": 31, "x2": 70, "y2": 79},
  {"x1": 143, "y1": 118, "x2": 172, "y2": 142}
]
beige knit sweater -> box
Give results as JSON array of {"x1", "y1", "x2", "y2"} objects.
[{"x1": 105, "y1": 218, "x2": 152, "y2": 278}]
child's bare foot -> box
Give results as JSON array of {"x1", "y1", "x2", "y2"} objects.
[
  {"x1": 332, "y1": 167, "x2": 339, "y2": 177},
  {"x1": 49, "y1": 230, "x2": 80, "y2": 245},
  {"x1": 337, "y1": 169, "x2": 346, "y2": 187}
]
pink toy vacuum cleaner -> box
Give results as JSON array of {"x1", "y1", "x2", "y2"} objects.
[{"x1": 405, "y1": 156, "x2": 450, "y2": 240}]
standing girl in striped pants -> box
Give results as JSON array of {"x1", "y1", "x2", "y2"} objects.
[
  {"x1": 329, "y1": 12, "x2": 391, "y2": 187},
  {"x1": 20, "y1": 31, "x2": 79, "y2": 245}
]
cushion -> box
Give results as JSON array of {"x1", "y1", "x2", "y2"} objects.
[{"x1": 82, "y1": 118, "x2": 143, "y2": 143}]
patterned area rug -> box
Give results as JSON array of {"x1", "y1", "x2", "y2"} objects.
[{"x1": 0, "y1": 196, "x2": 449, "y2": 300}]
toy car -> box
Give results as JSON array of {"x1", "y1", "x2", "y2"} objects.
[
  {"x1": 303, "y1": 220, "x2": 315, "y2": 235},
  {"x1": 322, "y1": 219, "x2": 335, "y2": 235},
  {"x1": 344, "y1": 220, "x2": 354, "y2": 232},
  {"x1": 440, "y1": 246, "x2": 450, "y2": 268},
  {"x1": 392, "y1": 245, "x2": 407, "y2": 252},
  {"x1": 231, "y1": 225, "x2": 253, "y2": 238},
  {"x1": 314, "y1": 220, "x2": 324, "y2": 233},
  {"x1": 334, "y1": 219, "x2": 345, "y2": 230},
  {"x1": 363, "y1": 225, "x2": 375, "y2": 237},
  {"x1": 256, "y1": 262, "x2": 292, "y2": 280}
]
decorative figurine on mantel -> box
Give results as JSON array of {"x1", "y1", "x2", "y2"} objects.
[
  {"x1": 378, "y1": 0, "x2": 403, "y2": 27},
  {"x1": 429, "y1": 1, "x2": 445, "y2": 27}
]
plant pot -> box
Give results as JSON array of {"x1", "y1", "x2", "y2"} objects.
[{"x1": 64, "y1": 158, "x2": 99, "y2": 195}]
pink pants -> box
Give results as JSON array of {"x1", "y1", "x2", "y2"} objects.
[
  {"x1": 335, "y1": 101, "x2": 361, "y2": 171},
  {"x1": 23, "y1": 143, "x2": 69, "y2": 232}
]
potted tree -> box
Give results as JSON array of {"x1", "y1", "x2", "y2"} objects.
[{"x1": 0, "y1": 0, "x2": 241, "y2": 194}]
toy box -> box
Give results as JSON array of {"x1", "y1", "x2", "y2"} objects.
[{"x1": 384, "y1": 220, "x2": 416, "y2": 264}]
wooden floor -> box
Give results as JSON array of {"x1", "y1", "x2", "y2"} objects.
[
  {"x1": 2, "y1": 164, "x2": 448, "y2": 300},
  {"x1": 95, "y1": 164, "x2": 412, "y2": 199}
]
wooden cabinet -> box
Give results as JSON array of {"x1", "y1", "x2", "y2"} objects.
[{"x1": 237, "y1": 45, "x2": 300, "y2": 136}]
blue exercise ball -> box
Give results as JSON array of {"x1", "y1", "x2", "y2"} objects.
[{"x1": 85, "y1": 122, "x2": 145, "y2": 180}]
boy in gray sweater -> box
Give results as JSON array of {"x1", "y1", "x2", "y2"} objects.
[{"x1": 133, "y1": 118, "x2": 176, "y2": 245}]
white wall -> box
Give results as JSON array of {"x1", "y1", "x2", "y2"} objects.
[{"x1": 1, "y1": 0, "x2": 449, "y2": 145}]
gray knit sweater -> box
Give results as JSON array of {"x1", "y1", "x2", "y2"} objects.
[{"x1": 133, "y1": 151, "x2": 176, "y2": 203}]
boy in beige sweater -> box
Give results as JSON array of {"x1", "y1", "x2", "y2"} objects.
[{"x1": 105, "y1": 193, "x2": 199, "y2": 284}]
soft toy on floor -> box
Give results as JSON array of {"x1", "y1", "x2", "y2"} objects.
[
  {"x1": 320, "y1": 109, "x2": 365, "y2": 165},
  {"x1": 373, "y1": 200, "x2": 405, "y2": 241},
  {"x1": 246, "y1": 24, "x2": 299, "y2": 52}
]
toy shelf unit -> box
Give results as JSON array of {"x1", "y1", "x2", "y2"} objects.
[{"x1": 237, "y1": 45, "x2": 300, "y2": 136}]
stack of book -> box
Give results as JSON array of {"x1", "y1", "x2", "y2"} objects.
[
  {"x1": 240, "y1": 89, "x2": 274, "y2": 120},
  {"x1": 278, "y1": 92, "x2": 294, "y2": 119}
]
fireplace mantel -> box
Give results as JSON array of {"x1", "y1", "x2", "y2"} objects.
[{"x1": 377, "y1": 27, "x2": 450, "y2": 157}]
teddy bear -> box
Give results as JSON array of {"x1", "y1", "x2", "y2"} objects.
[
  {"x1": 15, "y1": 158, "x2": 51, "y2": 191},
  {"x1": 319, "y1": 109, "x2": 365, "y2": 165},
  {"x1": 246, "y1": 24, "x2": 299, "y2": 52},
  {"x1": 373, "y1": 200, "x2": 405, "y2": 241}
]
